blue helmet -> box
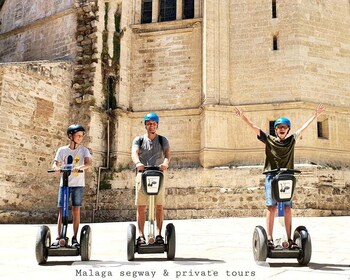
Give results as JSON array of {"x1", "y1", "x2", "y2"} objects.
[
  {"x1": 144, "y1": 112, "x2": 159, "y2": 125},
  {"x1": 274, "y1": 117, "x2": 291, "y2": 129}
]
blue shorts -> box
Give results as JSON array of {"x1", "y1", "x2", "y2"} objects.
[
  {"x1": 57, "y1": 187, "x2": 84, "y2": 207},
  {"x1": 265, "y1": 175, "x2": 292, "y2": 208}
]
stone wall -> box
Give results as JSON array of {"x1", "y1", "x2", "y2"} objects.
[
  {"x1": 0, "y1": 0, "x2": 77, "y2": 62},
  {"x1": 0, "y1": 61, "x2": 77, "y2": 222},
  {"x1": 2, "y1": 164, "x2": 348, "y2": 223}
]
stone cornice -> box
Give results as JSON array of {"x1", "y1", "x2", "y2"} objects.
[
  {"x1": 0, "y1": 8, "x2": 76, "y2": 40},
  {"x1": 131, "y1": 18, "x2": 202, "y2": 35}
]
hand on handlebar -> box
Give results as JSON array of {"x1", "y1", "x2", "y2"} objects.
[
  {"x1": 54, "y1": 167, "x2": 61, "y2": 174},
  {"x1": 159, "y1": 163, "x2": 168, "y2": 171},
  {"x1": 136, "y1": 162, "x2": 145, "y2": 171}
]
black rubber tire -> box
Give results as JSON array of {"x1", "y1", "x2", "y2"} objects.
[
  {"x1": 165, "y1": 223, "x2": 176, "y2": 260},
  {"x1": 252, "y1": 225, "x2": 268, "y2": 262},
  {"x1": 294, "y1": 226, "x2": 312, "y2": 265},
  {"x1": 80, "y1": 225, "x2": 92, "y2": 261},
  {"x1": 35, "y1": 225, "x2": 51, "y2": 265},
  {"x1": 127, "y1": 224, "x2": 136, "y2": 261}
]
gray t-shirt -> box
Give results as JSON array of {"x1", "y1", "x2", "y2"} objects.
[{"x1": 132, "y1": 134, "x2": 169, "y2": 166}]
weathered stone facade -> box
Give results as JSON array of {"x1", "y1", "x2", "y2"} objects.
[{"x1": 0, "y1": 0, "x2": 349, "y2": 223}]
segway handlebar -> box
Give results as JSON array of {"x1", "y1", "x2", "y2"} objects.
[
  {"x1": 263, "y1": 168, "x2": 301, "y2": 176},
  {"x1": 48, "y1": 169, "x2": 83, "y2": 173},
  {"x1": 137, "y1": 166, "x2": 162, "y2": 172}
]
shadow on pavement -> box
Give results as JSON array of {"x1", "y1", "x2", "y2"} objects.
[{"x1": 268, "y1": 262, "x2": 350, "y2": 272}]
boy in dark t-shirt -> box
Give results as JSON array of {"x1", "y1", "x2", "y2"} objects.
[{"x1": 234, "y1": 104, "x2": 325, "y2": 249}]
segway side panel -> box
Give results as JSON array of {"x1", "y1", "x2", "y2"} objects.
[
  {"x1": 80, "y1": 225, "x2": 92, "y2": 261},
  {"x1": 294, "y1": 226, "x2": 312, "y2": 265},
  {"x1": 127, "y1": 224, "x2": 136, "y2": 261},
  {"x1": 252, "y1": 225, "x2": 268, "y2": 262},
  {"x1": 35, "y1": 225, "x2": 51, "y2": 265},
  {"x1": 166, "y1": 223, "x2": 176, "y2": 260}
]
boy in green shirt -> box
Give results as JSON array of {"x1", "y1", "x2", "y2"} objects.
[{"x1": 234, "y1": 104, "x2": 325, "y2": 248}]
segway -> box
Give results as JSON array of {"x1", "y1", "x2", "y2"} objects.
[
  {"x1": 35, "y1": 155, "x2": 92, "y2": 264},
  {"x1": 127, "y1": 166, "x2": 176, "y2": 261},
  {"x1": 252, "y1": 168, "x2": 312, "y2": 265}
]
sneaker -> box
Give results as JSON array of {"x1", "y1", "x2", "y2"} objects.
[
  {"x1": 51, "y1": 237, "x2": 60, "y2": 248},
  {"x1": 72, "y1": 236, "x2": 80, "y2": 248},
  {"x1": 155, "y1": 235, "x2": 164, "y2": 245},
  {"x1": 137, "y1": 236, "x2": 146, "y2": 245},
  {"x1": 267, "y1": 239, "x2": 275, "y2": 250},
  {"x1": 288, "y1": 239, "x2": 299, "y2": 250}
]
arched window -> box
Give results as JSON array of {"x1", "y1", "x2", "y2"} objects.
[
  {"x1": 183, "y1": 0, "x2": 194, "y2": 19},
  {"x1": 141, "y1": 0, "x2": 152, "y2": 24},
  {"x1": 160, "y1": 0, "x2": 176, "y2": 22}
]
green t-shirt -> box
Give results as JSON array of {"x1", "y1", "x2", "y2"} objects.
[{"x1": 258, "y1": 130, "x2": 297, "y2": 172}]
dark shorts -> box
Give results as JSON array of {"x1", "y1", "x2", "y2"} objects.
[{"x1": 57, "y1": 187, "x2": 84, "y2": 207}]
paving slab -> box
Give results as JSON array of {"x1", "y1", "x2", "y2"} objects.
[{"x1": 0, "y1": 216, "x2": 349, "y2": 280}]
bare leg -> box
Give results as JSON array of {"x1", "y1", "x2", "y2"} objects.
[
  {"x1": 72, "y1": 206, "x2": 80, "y2": 238},
  {"x1": 266, "y1": 206, "x2": 276, "y2": 240},
  {"x1": 57, "y1": 208, "x2": 63, "y2": 236},
  {"x1": 137, "y1": 205, "x2": 147, "y2": 237},
  {"x1": 155, "y1": 205, "x2": 164, "y2": 236},
  {"x1": 284, "y1": 206, "x2": 292, "y2": 240}
]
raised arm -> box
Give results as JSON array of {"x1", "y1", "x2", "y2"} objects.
[
  {"x1": 234, "y1": 106, "x2": 261, "y2": 136},
  {"x1": 295, "y1": 104, "x2": 325, "y2": 139}
]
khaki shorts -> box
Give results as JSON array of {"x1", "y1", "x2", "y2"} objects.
[{"x1": 135, "y1": 172, "x2": 166, "y2": 206}]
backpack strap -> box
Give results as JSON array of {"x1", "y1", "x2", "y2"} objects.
[
  {"x1": 158, "y1": 135, "x2": 163, "y2": 148},
  {"x1": 139, "y1": 135, "x2": 163, "y2": 150},
  {"x1": 139, "y1": 135, "x2": 144, "y2": 147}
]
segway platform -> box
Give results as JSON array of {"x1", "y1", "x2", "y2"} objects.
[
  {"x1": 137, "y1": 243, "x2": 166, "y2": 254},
  {"x1": 48, "y1": 246, "x2": 79, "y2": 257}
]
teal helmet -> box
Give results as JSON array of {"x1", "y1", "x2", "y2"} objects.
[
  {"x1": 274, "y1": 117, "x2": 291, "y2": 129},
  {"x1": 144, "y1": 112, "x2": 159, "y2": 125}
]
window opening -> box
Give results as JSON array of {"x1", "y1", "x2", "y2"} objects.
[
  {"x1": 273, "y1": 35, "x2": 278, "y2": 50},
  {"x1": 141, "y1": 0, "x2": 152, "y2": 24},
  {"x1": 107, "y1": 76, "x2": 117, "y2": 110},
  {"x1": 317, "y1": 120, "x2": 329, "y2": 139},
  {"x1": 269, "y1": 121, "x2": 276, "y2": 136},
  {"x1": 272, "y1": 0, "x2": 277, "y2": 18},
  {"x1": 160, "y1": 0, "x2": 176, "y2": 22},
  {"x1": 183, "y1": 0, "x2": 194, "y2": 19}
]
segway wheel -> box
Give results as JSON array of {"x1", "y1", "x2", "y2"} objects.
[
  {"x1": 127, "y1": 224, "x2": 136, "y2": 261},
  {"x1": 294, "y1": 226, "x2": 312, "y2": 266},
  {"x1": 252, "y1": 225, "x2": 268, "y2": 263},
  {"x1": 35, "y1": 225, "x2": 51, "y2": 265},
  {"x1": 165, "y1": 223, "x2": 176, "y2": 260},
  {"x1": 80, "y1": 225, "x2": 92, "y2": 261}
]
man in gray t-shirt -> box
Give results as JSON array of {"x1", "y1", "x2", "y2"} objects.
[{"x1": 131, "y1": 112, "x2": 171, "y2": 245}]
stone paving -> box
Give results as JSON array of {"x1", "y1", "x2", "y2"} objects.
[{"x1": 0, "y1": 216, "x2": 349, "y2": 280}]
